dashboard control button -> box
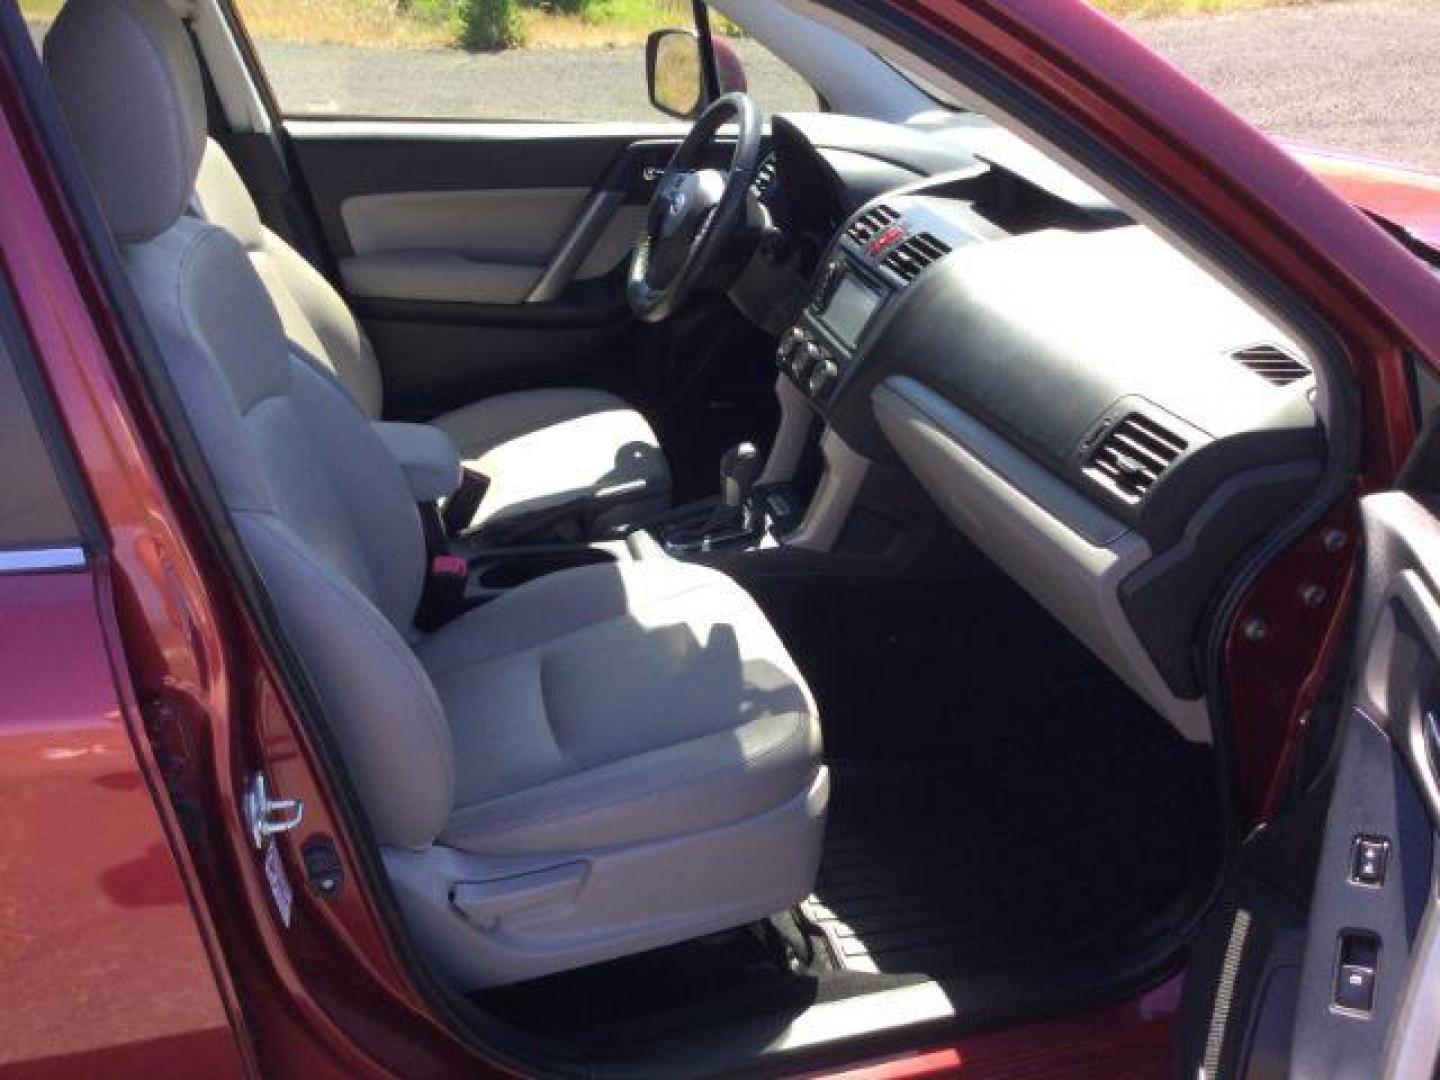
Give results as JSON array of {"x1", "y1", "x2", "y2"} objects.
[
  {"x1": 807, "y1": 356, "x2": 839, "y2": 399},
  {"x1": 813, "y1": 259, "x2": 845, "y2": 308},
  {"x1": 1351, "y1": 836, "x2": 1389, "y2": 886},
  {"x1": 775, "y1": 326, "x2": 805, "y2": 369},
  {"x1": 793, "y1": 342, "x2": 823, "y2": 382}
]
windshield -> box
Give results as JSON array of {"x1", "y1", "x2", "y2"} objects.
[
  {"x1": 1107, "y1": 1, "x2": 1437, "y2": 172},
  {"x1": 884, "y1": 2, "x2": 1438, "y2": 174}
]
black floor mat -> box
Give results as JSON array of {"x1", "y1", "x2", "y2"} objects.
[
  {"x1": 475, "y1": 920, "x2": 924, "y2": 1050},
  {"x1": 476, "y1": 573, "x2": 1222, "y2": 1050},
  {"x1": 806, "y1": 678, "x2": 1219, "y2": 978},
  {"x1": 749, "y1": 573, "x2": 1222, "y2": 979}
]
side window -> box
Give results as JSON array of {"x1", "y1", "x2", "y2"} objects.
[
  {"x1": 0, "y1": 299, "x2": 81, "y2": 557},
  {"x1": 229, "y1": 0, "x2": 816, "y2": 120},
  {"x1": 20, "y1": 3, "x2": 52, "y2": 52},
  {"x1": 711, "y1": 28, "x2": 817, "y2": 117}
]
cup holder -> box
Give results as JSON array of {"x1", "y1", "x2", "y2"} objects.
[{"x1": 470, "y1": 547, "x2": 616, "y2": 593}]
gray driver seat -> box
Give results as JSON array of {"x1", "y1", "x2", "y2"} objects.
[{"x1": 46, "y1": 0, "x2": 826, "y2": 989}]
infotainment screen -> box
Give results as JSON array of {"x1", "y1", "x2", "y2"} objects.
[{"x1": 820, "y1": 274, "x2": 883, "y2": 349}]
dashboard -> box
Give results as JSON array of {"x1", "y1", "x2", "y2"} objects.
[{"x1": 737, "y1": 114, "x2": 1327, "y2": 740}]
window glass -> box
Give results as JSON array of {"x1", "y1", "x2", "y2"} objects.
[
  {"x1": 20, "y1": 2, "x2": 52, "y2": 53},
  {"x1": 1096, "y1": 1, "x2": 1439, "y2": 173},
  {"x1": 713, "y1": 29, "x2": 817, "y2": 116},
  {"x1": 0, "y1": 310, "x2": 80, "y2": 552},
  {"x1": 230, "y1": 0, "x2": 816, "y2": 121}
]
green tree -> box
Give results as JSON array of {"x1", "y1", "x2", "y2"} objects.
[{"x1": 460, "y1": 0, "x2": 524, "y2": 49}]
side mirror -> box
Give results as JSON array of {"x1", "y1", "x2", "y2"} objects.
[{"x1": 646, "y1": 29, "x2": 705, "y2": 120}]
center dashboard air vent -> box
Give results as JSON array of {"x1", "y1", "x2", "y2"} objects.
[
  {"x1": 1231, "y1": 344, "x2": 1311, "y2": 387},
  {"x1": 1085, "y1": 412, "x2": 1188, "y2": 503},
  {"x1": 846, "y1": 204, "x2": 899, "y2": 245},
  {"x1": 882, "y1": 232, "x2": 953, "y2": 283}
]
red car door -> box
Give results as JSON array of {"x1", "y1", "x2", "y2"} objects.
[{"x1": 0, "y1": 181, "x2": 246, "y2": 1077}]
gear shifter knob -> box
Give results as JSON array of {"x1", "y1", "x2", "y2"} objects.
[{"x1": 720, "y1": 441, "x2": 763, "y2": 509}]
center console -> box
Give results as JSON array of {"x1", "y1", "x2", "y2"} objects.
[
  {"x1": 775, "y1": 198, "x2": 990, "y2": 412},
  {"x1": 651, "y1": 198, "x2": 991, "y2": 561},
  {"x1": 440, "y1": 198, "x2": 991, "y2": 584}
]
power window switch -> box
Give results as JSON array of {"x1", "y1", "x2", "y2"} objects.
[
  {"x1": 1351, "y1": 836, "x2": 1390, "y2": 886},
  {"x1": 1335, "y1": 963, "x2": 1377, "y2": 1014}
]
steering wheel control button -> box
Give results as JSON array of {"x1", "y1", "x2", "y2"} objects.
[{"x1": 1350, "y1": 836, "x2": 1390, "y2": 886}]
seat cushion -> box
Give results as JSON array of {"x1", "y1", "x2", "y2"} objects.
[
  {"x1": 432, "y1": 388, "x2": 670, "y2": 536},
  {"x1": 416, "y1": 559, "x2": 822, "y2": 856}
]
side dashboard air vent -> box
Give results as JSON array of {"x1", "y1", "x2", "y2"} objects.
[
  {"x1": 846, "y1": 204, "x2": 899, "y2": 245},
  {"x1": 1232, "y1": 344, "x2": 1311, "y2": 387},
  {"x1": 752, "y1": 154, "x2": 779, "y2": 201},
  {"x1": 883, "y1": 232, "x2": 953, "y2": 283},
  {"x1": 1086, "y1": 413, "x2": 1187, "y2": 503}
]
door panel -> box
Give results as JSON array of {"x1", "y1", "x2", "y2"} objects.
[
  {"x1": 1287, "y1": 689, "x2": 1432, "y2": 1078},
  {"x1": 286, "y1": 120, "x2": 680, "y2": 259},
  {"x1": 1336, "y1": 492, "x2": 1440, "y2": 1078},
  {"x1": 284, "y1": 121, "x2": 689, "y2": 416},
  {"x1": 338, "y1": 186, "x2": 592, "y2": 304},
  {"x1": 1177, "y1": 491, "x2": 1440, "y2": 1079}
]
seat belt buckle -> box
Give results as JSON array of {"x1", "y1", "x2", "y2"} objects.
[{"x1": 430, "y1": 554, "x2": 469, "y2": 579}]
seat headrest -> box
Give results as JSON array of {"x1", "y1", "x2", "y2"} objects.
[{"x1": 44, "y1": 0, "x2": 207, "y2": 243}]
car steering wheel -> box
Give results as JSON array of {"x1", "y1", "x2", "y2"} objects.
[{"x1": 628, "y1": 93, "x2": 762, "y2": 324}]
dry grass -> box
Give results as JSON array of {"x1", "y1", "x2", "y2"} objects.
[
  {"x1": 518, "y1": 11, "x2": 651, "y2": 49},
  {"x1": 1092, "y1": 0, "x2": 1319, "y2": 16},
  {"x1": 18, "y1": 0, "x2": 63, "y2": 19},
  {"x1": 230, "y1": 0, "x2": 456, "y2": 48},
  {"x1": 519, "y1": 0, "x2": 713, "y2": 50},
  {"x1": 21, "y1": 0, "x2": 1330, "y2": 49},
  {"x1": 228, "y1": 0, "x2": 685, "y2": 50}
]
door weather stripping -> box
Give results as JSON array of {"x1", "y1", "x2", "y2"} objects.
[{"x1": 244, "y1": 771, "x2": 304, "y2": 850}]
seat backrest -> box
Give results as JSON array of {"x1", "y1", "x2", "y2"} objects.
[
  {"x1": 45, "y1": 0, "x2": 454, "y2": 850},
  {"x1": 193, "y1": 142, "x2": 385, "y2": 419}
]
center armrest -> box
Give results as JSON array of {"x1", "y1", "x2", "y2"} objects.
[{"x1": 372, "y1": 422, "x2": 462, "y2": 503}]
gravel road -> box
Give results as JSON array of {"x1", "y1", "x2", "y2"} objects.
[
  {"x1": 1128, "y1": 0, "x2": 1440, "y2": 169},
  {"x1": 250, "y1": 38, "x2": 818, "y2": 123},
  {"x1": 28, "y1": 0, "x2": 1440, "y2": 169}
]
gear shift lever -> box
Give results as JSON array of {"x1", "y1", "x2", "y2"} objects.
[
  {"x1": 661, "y1": 442, "x2": 766, "y2": 553},
  {"x1": 720, "y1": 441, "x2": 763, "y2": 512}
]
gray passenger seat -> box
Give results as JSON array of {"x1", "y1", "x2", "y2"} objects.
[{"x1": 45, "y1": 0, "x2": 827, "y2": 989}]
